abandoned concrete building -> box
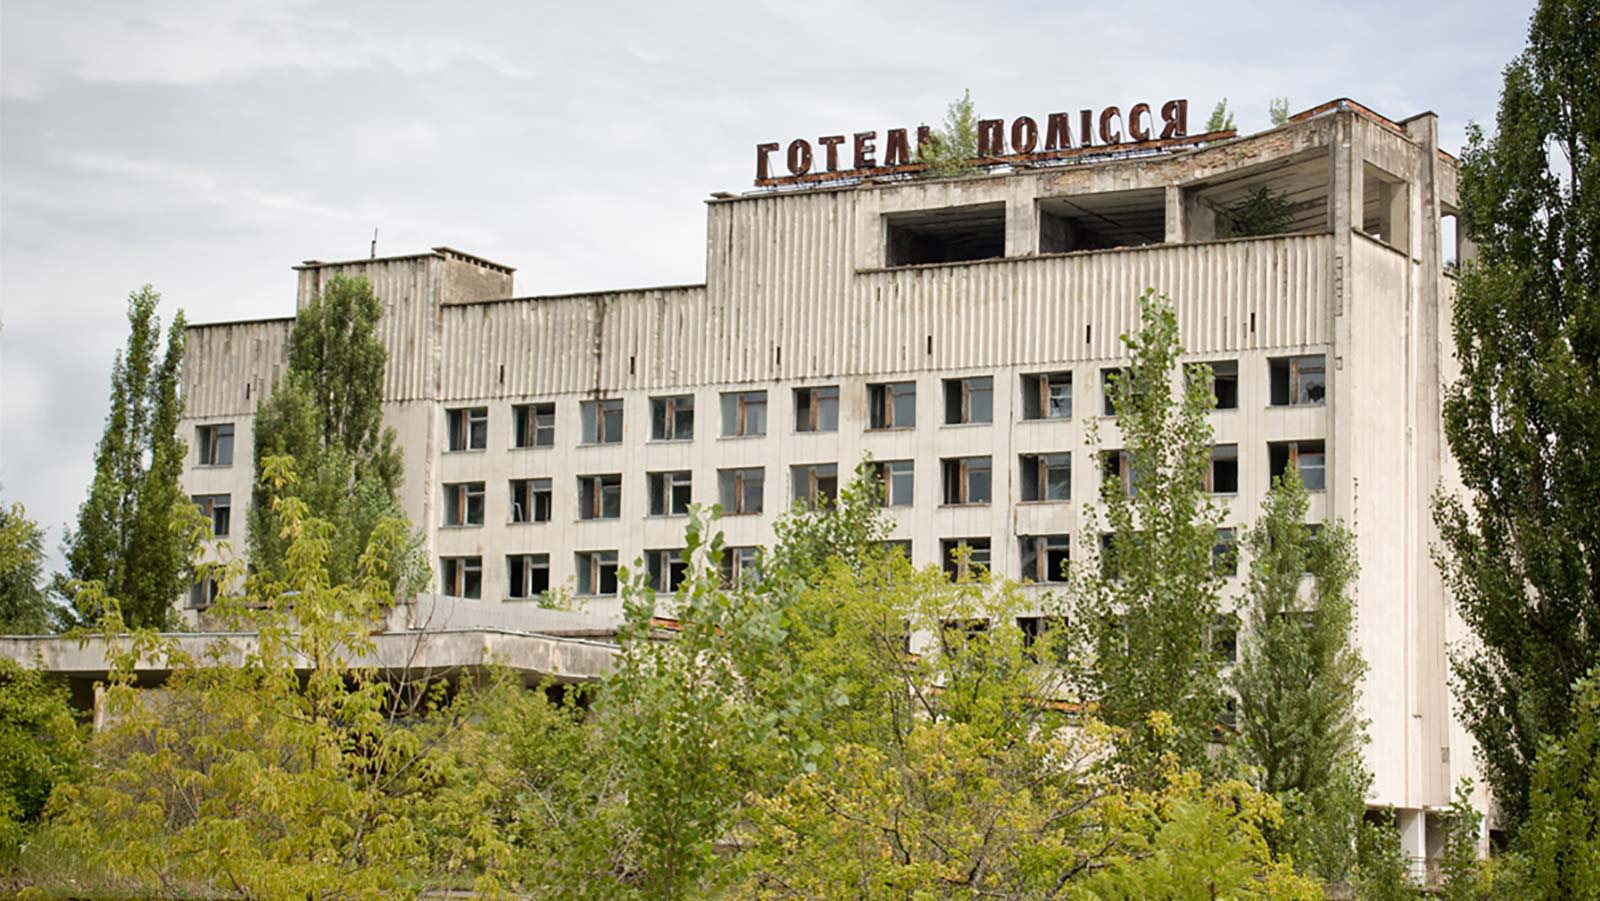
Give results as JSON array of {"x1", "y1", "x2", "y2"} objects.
[{"x1": 166, "y1": 98, "x2": 1482, "y2": 866}]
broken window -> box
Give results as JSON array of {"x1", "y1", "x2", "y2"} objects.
[
  {"x1": 509, "y1": 478, "x2": 552, "y2": 524},
  {"x1": 873, "y1": 459, "x2": 915, "y2": 507},
  {"x1": 884, "y1": 202, "x2": 1006, "y2": 267},
  {"x1": 576, "y1": 550, "x2": 619, "y2": 596},
  {"x1": 646, "y1": 548, "x2": 690, "y2": 593},
  {"x1": 508, "y1": 553, "x2": 550, "y2": 599},
  {"x1": 441, "y1": 556, "x2": 483, "y2": 599},
  {"x1": 650, "y1": 395, "x2": 695, "y2": 441},
  {"x1": 447, "y1": 407, "x2": 489, "y2": 452},
  {"x1": 1210, "y1": 613, "x2": 1240, "y2": 664},
  {"x1": 721, "y1": 545, "x2": 761, "y2": 588},
  {"x1": 1100, "y1": 450, "x2": 1141, "y2": 498},
  {"x1": 196, "y1": 423, "x2": 235, "y2": 467},
  {"x1": 868, "y1": 381, "x2": 916, "y2": 429},
  {"x1": 1021, "y1": 371, "x2": 1072, "y2": 420},
  {"x1": 791, "y1": 463, "x2": 838, "y2": 509},
  {"x1": 1208, "y1": 445, "x2": 1240, "y2": 494},
  {"x1": 941, "y1": 456, "x2": 992, "y2": 505},
  {"x1": 443, "y1": 482, "x2": 486, "y2": 527},
  {"x1": 648, "y1": 470, "x2": 692, "y2": 516},
  {"x1": 1269, "y1": 440, "x2": 1326, "y2": 491},
  {"x1": 192, "y1": 494, "x2": 231, "y2": 537},
  {"x1": 1201, "y1": 360, "x2": 1239, "y2": 410},
  {"x1": 1214, "y1": 528, "x2": 1239, "y2": 576},
  {"x1": 580, "y1": 398, "x2": 624, "y2": 444},
  {"x1": 577, "y1": 474, "x2": 622, "y2": 520},
  {"x1": 189, "y1": 573, "x2": 220, "y2": 609},
  {"x1": 1020, "y1": 453, "x2": 1072, "y2": 502},
  {"x1": 1017, "y1": 615, "x2": 1071, "y2": 664},
  {"x1": 720, "y1": 390, "x2": 767, "y2": 438},
  {"x1": 1019, "y1": 534, "x2": 1071, "y2": 583},
  {"x1": 718, "y1": 467, "x2": 764, "y2": 515},
  {"x1": 941, "y1": 537, "x2": 991, "y2": 581},
  {"x1": 1100, "y1": 367, "x2": 1144, "y2": 416},
  {"x1": 943, "y1": 376, "x2": 994, "y2": 425},
  {"x1": 1269, "y1": 355, "x2": 1326, "y2": 406},
  {"x1": 512, "y1": 402, "x2": 555, "y2": 448},
  {"x1": 794, "y1": 385, "x2": 840, "y2": 433}
]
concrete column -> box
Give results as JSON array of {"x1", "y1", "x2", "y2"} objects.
[
  {"x1": 1399, "y1": 808, "x2": 1428, "y2": 885},
  {"x1": 1164, "y1": 185, "x2": 1186, "y2": 243}
]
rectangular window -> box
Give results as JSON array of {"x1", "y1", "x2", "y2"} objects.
[
  {"x1": 443, "y1": 482, "x2": 486, "y2": 527},
  {"x1": 1214, "y1": 528, "x2": 1239, "y2": 576},
  {"x1": 648, "y1": 470, "x2": 693, "y2": 516},
  {"x1": 509, "y1": 478, "x2": 553, "y2": 524},
  {"x1": 507, "y1": 553, "x2": 550, "y2": 599},
  {"x1": 868, "y1": 381, "x2": 916, "y2": 429},
  {"x1": 1019, "y1": 534, "x2": 1070, "y2": 583},
  {"x1": 1210, "y1": 613, "x2": 1240, "y2": 664},
  {"x1": 189, "y1": 573, "x2": 219, "y2": 609},
  {"x1": 882, "y1": 539, "x2": 913, "y2": 561},
  {"x1": 718, "y1": 467, "x2": 764, "y2": 515},
  {"x1": 576, "y1": 550, "x2": 619, "y2": 596},
  {"x1": 1269, "y1": 440, "x2": 1327, "y2": 491},
  {"x1": 196, "y1": 423, "x2": 235, "y2": 467},
  {"x1": 512, "y1": 402, "x2": 556, "y2": 448},
  {"x1": 447, "y1": 407, "x2": 488, "y2": 452},
  {"x1": 1269, "y1": 355, "x2": 1327, "y2": 406},
  {"x1": 1017, "y1": 616, "x2": 1070, "y2": 664},
  {"x1": 1100, "y1": 450, "x2": 1140, "y2": 498},
  {"x1": 646, "y1": 548, "x2": 690, "y2": 593},
  {"x1": 1021, "y1": 372, "x2": 1072, "y2": 420},
  {"x1": 941, "y1": 537, "x2": 991, "y2": 581},
  {"x1": 873, "y1": 459, "x2": 915, "y2": 507},
  {"x1": 650, "y1": 395, "x2": 695, "y2": 441},
  {"x1": 1019, "y1": 453, "x2": 1072, "y2": 502},
  {"x1": 441, "y1": 556, "x2": 483, "y2": 599},
  {"x1": 580, "y1": 398, "x2": 624, "y2": 444},
  {"x1": 940, "y1": 456, "x2": 992, "y2": 505},
  {"x1": 1208, "y1": 445, "x2": 1240, "y2": 494},
  {"x1": 1101, "y1": 367, "x2": 1125, "y2": 416},
  {"x1": 721, "y1": 546, "x2": 761, "y2": 588},
  {"x1": 720, "y1": 391, "x2": 767, "y2": 437},
  {"x1": 1208, "y1": 360, "x2": 1239, "y2": 410},
  {"x1": 192, "y1": 494, "x2": 231, "y2": 537},
  {"x1": 791, "y1": 463, "x2": 838, "y2": 509},
  {"x1": 943, "y1": 376, "x2": 994, "y2": 425},
  {"x1": 578, "y1": 474, "x2": 623, "y2": 520},
  {"x1": 794, "y1": 385, "x2": 840, "y2": 433}
]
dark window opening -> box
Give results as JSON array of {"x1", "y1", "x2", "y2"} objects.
[
  {"x1": 647, "y1": 549, "x2": 690, "y2": 593},
  {"x1": 721, "y1": 391, "x2": 767, "y2": 437},
  {"x1": 513, "y1": 402, "x2": 555, "y2": 448},
  {"x1": 510, "y1": 478, "x2": 553, "y2": 523},
  {"x1": 794, "y1": 385, "x2": 839, "y2": 433},
  {"x1": 508, "y1": 554, "x2": 550, "y2": 599},
  {"x1": 576, "y1": 551, "x2": 619, "y2": 596},
  {"x1": 943, "y1": 376, "x2": 993, "y2": 425},
  {"x1": 197, "y1": 423, "x2": 235, "y2": 466},
  {"x1": 447, "y1": 407, "x2": 488, "y2": 452},
  {"x1": 1020, "y1": 453, "x2": 1072, "y2": 502},
  {"x1": 578, "y1": 474, "x2": 622, "y2": 520},
  {"x1": 1020, "y1": 534, "x2": 1070, "y2": 583},
  {"x1": 941, "y1": 538, "x2": 991, "y2": 581},
  {"x1": 648, "y1": 471, "x2": 692, "y2": 516},
  {"x1": 719, "y1": 467, "x2": 764, "y2": 515},
  {"x1": 1269, "y1": 440, "x2": 1326, "y2": 491},
  {"x1": 792, "y1": 463, "x2": 838, "y2": 509},
  {"x1": 721, "y1": 546, "x2": 761, "y2": 588},
  {"x1": 941, "y1": 456, "x2": 992, "y2": 505},
  {"x1": 1037, "y1": 189, "x2": 1167, "y2": 253},
  {"x1": 1269, "y1": 355, "x2": 1326, "y2": 406},
  {"x1": 874, "y1": 459, "x2": 915, "y2": 507},
  {"x1": 650, "y1": 395, "x2": 694, "y2": 441},
  {"x1": 868, "y1": 381, "x2": 916, "y2": 429},
  {"x1": 442, "y1": 556, "x2": 483, "y2": 599},
  {"x1": 193, "y1": 494, "x2": 231, "y2": 537},
  {"x1": 885, "y1": 202, "x2": 1006, "y2": 267},
  {"x1": 1208, "y1": 445, "x2": 1239, "y2": 494},
  {"x1": 1021, "y1": 371, "x2": 1072, "y2": 420},
  {"x1": 580, "y1": 398, "x2": 623, "y2": 444},
  {"x1": 444, "y1": 482, "x2": 486, "y2": 527}
]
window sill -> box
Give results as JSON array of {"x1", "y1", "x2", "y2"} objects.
[
  {"x1": 647, "y1": 438, "x2": 696, "y2": 445},
  {"x1": 444, "y1": 448, "x2": 488, "y2": 455},
  {"x1": 939, "y1": 502, "x2": 992, "y2": 509},
  {"x1": 722, "y1": 510, "x2": 763, "y2": 517},
  {"x1": 194, "y1": 463, "x2": 235, "y2": 470},
  {"x1": 793, "y1": 428, "x2": 840, "y2": 436},
  {"x1": 1266, "y1": 403, "x2": 1326, "y2": 410},
  {"x1": 719, "y1": 433, "x2": 768, "y2": 441},
  {"x1": 510, "y1": 444, "x2": 554, "y2": 451},
  {"x1": 941, "y1": 421, "x2": 994, "y2": 429},
  {"x1": 865, "y1": 426, "x2": 916, "y2": 433},
  {"x1": 578, "y1": 441, "x2": 624, "y2": 448},
  {"x1": 504, "y1": 596, "x2": 550, "y2": 603},
  {"x1": 646, "y1": 512, "x2": 690, "y2": 519},
  {"x1": 440, "y1": 523, "x2": 485, "y2": 530},
  {"x1": 1018, "y1": 499, "x2": 1071, "y2": 506},
  {"x1": 1018, "y1": 416, "x2": 1072, "y2": 424},
  {"x1": 507, "y1": 520, "x2": 551, "y2": 526},
  {"x1": 576, "y1": 517, "x2": 624, "y2": 523}
]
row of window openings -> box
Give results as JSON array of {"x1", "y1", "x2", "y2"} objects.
[
  {"x1": 435, "y1": 355, "x2": 1327, "y2": 454},
  {"x1": 435, "y1": 527, "x2": 1272, "y2": 602},
  {"x1": 436, "y1": 442, "x2": 1322, "y2": 529}
]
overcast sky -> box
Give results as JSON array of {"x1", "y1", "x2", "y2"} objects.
[{"x1": 1, "y1": 0, "x2": 1533, "y2": 569}]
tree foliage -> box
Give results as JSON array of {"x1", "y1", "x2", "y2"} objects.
[
  {"x1": 1432, "y1": 0, "x2": 1600, "y2": 833},
  {"x1": 1223, "y1": 186, "x2": 1295, "y2": 238},
  {"x1": 0, "y1": 659, "x2": 82, "y2": 861},
  {"x1": 1206, "y1": 99, "x2": 1236, "y2": 133},
  {"x1": 1514, "y1": 667, "x2": 1600, "y2": 898},
  {"x1": 1269, "y1": 97, "x2": 1291, "y2": 127},
  {"x1": 917, "y1": 89, "x2": 981, "y2": 179},
  {"x1": 0, "y1": 501, "x2": 58, "y2": 634},
  {"x1": 1074, "y1": 289, "x2": 1225, "y2": 775},
  {"x1": 1233, "y1": 466, "x2": 1369, "y2": 880},
  {"x1": 58, "y1": 287, "x2": 203, "y2": 630},
  {"x1": 248, "y1": 275, "x2": 423, "y2": 594}
]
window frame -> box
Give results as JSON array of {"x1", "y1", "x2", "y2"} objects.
[
  {"x1": 867, "y1": 381, "x2": 917, "y2": 430},
  {"x1": 1019, "y1": 533, "x2": 1071, "y2": 583},
  {"x1": 1268, "y1": 355, "x2": 1327, "y2": 407},
  {"x1": 941, "y1": 537, "x2": 992, "y2": 581},
  {"x1": 650, "y1": 394, "x2": 696, "y2": 442},
  {"x1": 1019, "y1": 452, "x2": 1072, "y2": 503},
  {"x1": 509, "y1": 478, "x2": 553, "y2": 524},
  {"x1": 441, "y1": 556, "x2": 483, "y2": 599},
  {"x1": 192, "y1": 493, "x2": 231, "y2": 537},
  {"x1": 943, "y1": 375, "x2": 994, "y2": 425},
  {"x1": 447, "y1": 407, "x2": 489, "y2": 452},
  {"x1": 1020, "y1": 371, "x2": 1073, "y2": 421},
  {"x1": 791, "y1": 462, "x2": 839, "y2": 509},
  {"x1": 940, "y1": 456, "x2": 993, "y2": 506},
  {"x1": 443, "y1": 481, "x2": 487, "y2": 527},
  {"x1": 576, "y1": 550, "x2": 619, "y2": 596},
  {"x1": 196, "y1": 422, "x2": 235, "y2": 467},
  {"x1": 718, "y1": 467, "x2": 765, "y2": 515},
  {"x1": 511, "y1": 402, "x2": 556, "y2": 449},
  {"x1": 507, "y1": 553, "x2": 551, "y2": 599},
  {"x1": 793, "y1": 385, "x2": 840, "y2": 433},
  {"x1": 873, "y1": 459, "x2": 915, "y2": 507},
  {"x1": 580, "y1": 398, "x2": 624, "y2": 445},
  {"x1": 577, "y1": 473, "x2": 623, "y2": 520},
  {"x1": 648, "y1": 470, "x2": 693, "y2": 517},
  {"x1": 646, "y1": 548, "x2": 690, "y2": 593}
]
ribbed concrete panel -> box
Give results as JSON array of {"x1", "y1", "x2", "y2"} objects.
[
  {"x1": 296, "y1": 257, "x2": 441, "y2": 403},
  {"x1": 181, "y1": 318, "x2": 293, "y2": 418}
]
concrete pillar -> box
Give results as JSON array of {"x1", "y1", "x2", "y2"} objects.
[
  {"x1": 1399, "y1": 807, "x2": 1428, "y2": 884},
  {"x1": 1164, "y1": 185, "x2": 1186, "y2": 243}
]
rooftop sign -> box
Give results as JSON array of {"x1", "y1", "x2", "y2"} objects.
[{"x1": 755, "y1": 99, "x2": 1213, "y2": 187}]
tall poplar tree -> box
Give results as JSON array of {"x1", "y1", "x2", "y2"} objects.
[
  {"x1": 59, "y1": 287, "x2": 200, "y2": 630},
  {"x1": 248, "y1": 275, "x2": 421, "y2": 593},
  {"x1": 1433, "y1": 0, "x2": 1600, "y2": 834},
  {"x1": 0, "y1": 500, "x2": 58, "y2": 633}
]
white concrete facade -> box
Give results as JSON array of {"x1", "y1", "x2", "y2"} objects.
[{"x1": 175, "y1": 99, "x2": 1486, "y2": 856}]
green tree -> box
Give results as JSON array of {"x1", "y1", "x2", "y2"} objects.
[
  {"x1": 1513, "y1": 667, "x2": 1600, "y2": 898},
  {"x1": 1269, "y1": 97, "x2": 1291, "y2": 127},
  {"x1": 248, "y1": 275, "x2": 422, "y2": 593},
  {"x1": 917, "y1": 89, "x2": 980, "y2": 178},
  {"x1": 0, "y1": 659, "x2": 82, "y2": 862},
  {"x1": 0, "y1": 501, "x2": 58, "y2": 634},
  {"x1": 58, "y1": 287, "x2": 202, "y2": 630},
  {"x1": 1232, "y1": 466, "x2": 1369, "y2": 880},
  {"x1": 1432, "y1": 0, "x2": 1600, "y2": 833},
  {"x1": 1207, "y1": 99, "x2": 1236, "y2": 133},
  {"x1": 1223, "y1": 186, "x2": 1295, "y2": 238},
  {"x1": 1074, "y1": 289, "x2": 1226, "y2": 774},
  {"x1": 38, "y1": 457, "x2": 519, "y2": 895}
]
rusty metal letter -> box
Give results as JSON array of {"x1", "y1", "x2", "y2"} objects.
[
  {"x1": 1161, "y1": 99, "x2": 1188, "y2": 139},
  {"x1": 1080, "y1": 110, "x2": 1094, "y2": 146},
  {"x1": 883, "y1": 128, "x2": 911, "y2": 166},
  {"x1": 1045, "y1": 112, "x2": 1072, "y2": 150},
  {"x1": 755, "y1": 142, "x2": 780, "y2": 181},
  {"x1": 786, "y1": 139, "x2": 813, "y2": 176},
  {"x1": 977, "y1": 118, "x2": 1004, "y2": 156},
  {"x1": 818, "y1": 135, "x2": 845, "y2": 171},
  {"x1": 1128, "y1": 102, "x2": 1152, "y2": 142},
  {"x1": 1098, "y1": 106, "x2": 1123, "y2": 145},
  {"x1": 853, "y1": 131, "x2": 878, "y2": 168},
  {"x1": 916, "y1": 125, "x2": 932, "y2": 156},
  {"x1": 1010, "y1": 116, "x2": 1038, "y2": 154}
]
